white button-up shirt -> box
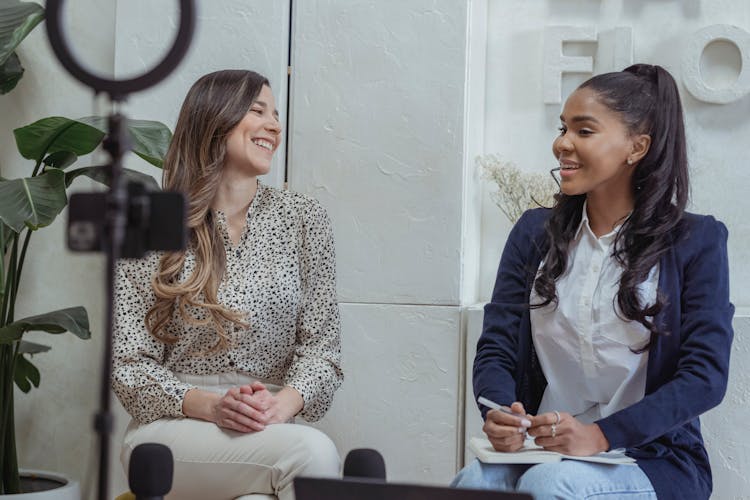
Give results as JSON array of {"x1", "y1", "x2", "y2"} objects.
[{"x1": 530, "y1": 204, "x2": 659, "y2": 423}]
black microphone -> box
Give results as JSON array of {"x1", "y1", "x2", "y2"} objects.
[
  {"x1": 342, "y1": 448, "x2": 386, "y2": 481},
  {"x1": 128, "y1": 443, "x2": 174, "y2": 500}
]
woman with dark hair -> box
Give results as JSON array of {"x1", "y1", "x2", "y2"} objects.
[
  {"x1": 113, "y1": 70, "x2": 342, "y2": 500},
  {"x1": 453, "y1": 64, "x2": 733, "y2": 499}
]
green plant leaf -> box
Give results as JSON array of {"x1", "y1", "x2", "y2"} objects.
[
  {"x1": 0, "y1": 168, "x2": 67, "y2": 232},
  {"x1": 14, "y1": 116, "x2": 105, "y2": 162},
  {"x1": 17, "y1": 340, "x2": 50, "y2": 354},
  {"x1": 0, "y1": 50, "x2": 23, "y2": 94},
  {"x1": 127, "y1": 119, "x2": 171, "y2": 168},
  {"x1": 13, "y1": 354, "x2": 40, "y2": 393},
  {"x1": 0, "y1": 306, "x2": 90, "y2": 343},
  {"x1": 43, "y1": 150, "x2": 77, "y2": 170},
  {"x1": 0, "y1": 0, "x2": 44, "y2": 66},
  {"x1": 65, "y1": 165, "x2": 160, "y2": 191},
  {"x1": 80, "y1": 117, "x2": 171, "y2": 169}
]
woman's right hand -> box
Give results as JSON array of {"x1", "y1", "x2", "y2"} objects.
[
  {"x1": 482, "y1": 401, "x2": 532, "y2": 452},
  {"x1": 210, "y1": 386, "x2": 267, "y2": 433}
]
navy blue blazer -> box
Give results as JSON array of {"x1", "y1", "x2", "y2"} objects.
[{"x1": 474, "y1": 208, "x2": 734, "y2": 500}]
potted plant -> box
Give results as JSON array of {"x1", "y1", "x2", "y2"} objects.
[
  {"x1": 0, "y1": 114, "x2": 169, "y2": 497},
  {"x1": 1, "y1": 1, "x2": 169, "y2": 495},
  {"x1": 1, "y1": 5, "x2": 170, "y2": 495},
  {"x1": 0, "y1": 114, "x2": 170, "y2": 497}
]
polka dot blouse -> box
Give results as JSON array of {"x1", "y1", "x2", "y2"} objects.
[{"x1": 112, "y1": 182, "x2": 342, "y2": 424}]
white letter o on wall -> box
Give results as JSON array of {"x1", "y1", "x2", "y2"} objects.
[{"x1": 682, "y1": 24, "x2": 750, "y2": 104}]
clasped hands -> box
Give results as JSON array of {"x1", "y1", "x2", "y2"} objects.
[
  {"x1": 213, "y1": 381, "x2": 299, "y2": 433},
  {"x1": 482, "y1": 402, "x2": 610, "y2": 456}
]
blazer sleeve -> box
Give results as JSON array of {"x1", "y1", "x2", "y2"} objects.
[
  {"x1": 473, "y1": 210, "x2": 542, "y2": 417},
  {"x1": 596, "y1": 216, "x2": 735, "y2": 449}
]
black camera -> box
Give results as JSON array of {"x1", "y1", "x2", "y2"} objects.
[{"x1": 67, "y1": 181, "x2": 186, "y2": 258}]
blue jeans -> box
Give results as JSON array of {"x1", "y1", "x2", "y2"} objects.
[{"x1": 452, "y1": 459, "x2": 657, "y2": 500}]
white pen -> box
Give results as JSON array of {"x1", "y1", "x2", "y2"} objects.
[{"x1": 478, "y1": 396, "x2": 531, "y2": 427}]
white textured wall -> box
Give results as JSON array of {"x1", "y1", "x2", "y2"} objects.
[
  {"x1": 288, "y1": 0, "x2": 475, "y2": 483},
  {"x1": 461, "y1": 0, "x2": 488, "y2": 307},
  {"x1": 310, "y1": 304, "x2": 460, "y2": 483},
  {"x1": 702, "y1": 316, "x2": 750, "y2": 500},
  {"x1": 289, "y1": 0, "x2": 467, "y2": 305}
]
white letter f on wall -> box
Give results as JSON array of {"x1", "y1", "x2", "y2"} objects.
[{"x1": 543, "y1": 26, "x2": 597, "y2": 104}]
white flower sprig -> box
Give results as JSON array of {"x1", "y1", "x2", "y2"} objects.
[{"x1": 478, "y1": 154, "x2": 559, "y2": 224}]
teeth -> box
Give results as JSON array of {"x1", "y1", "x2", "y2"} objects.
[
  {"x1": 561, "y1": 164, "x2": 580, "y2": 170},
  {"x1": 252, "y1": 139, "x2": 273, "y2": 151}
]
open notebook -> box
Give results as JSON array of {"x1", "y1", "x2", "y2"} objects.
[{"x1": 469, "y1": 437, "x2": 636, "y2": 465}]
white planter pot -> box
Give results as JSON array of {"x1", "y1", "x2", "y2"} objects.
[{"x1": 1, "y1": 470, "x2": 80, "y2": 499}]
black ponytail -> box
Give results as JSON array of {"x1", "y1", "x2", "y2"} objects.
[{"x1": 533, "y1": 64, "x2": 689, "y2": 347}]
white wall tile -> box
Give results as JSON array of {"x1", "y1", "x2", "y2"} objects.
[
  {"x1": 289, "y1": 0, "x2": 470, "y2": 305},
  {"x1": 703, "y1": 316, "x2": 750, "y2": 500},
  {"x1": 308, "y1": 303, "x2": 461, "y2": 484}
]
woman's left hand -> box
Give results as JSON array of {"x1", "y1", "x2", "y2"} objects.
[
  {"x1": 239, "y1": 382, "x2": 303, "y2": 425},
  {"x1": 527, "y1": 411, "x2": 610, "y2": 456}
]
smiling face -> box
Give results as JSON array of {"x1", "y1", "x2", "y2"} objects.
[
  {"x1": 552, "y1": 87, "x2": 649, "y2": 202},
  {"x1": 223, "y1": 84, "x2": 282, "y2": 177}
]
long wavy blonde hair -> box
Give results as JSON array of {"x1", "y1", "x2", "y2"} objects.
[{"x1": 145, "y1": 69, "x2": 271, "y2": 350}]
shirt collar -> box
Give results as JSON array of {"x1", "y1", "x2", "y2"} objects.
[
  {"x1": 245, "y1": 180, "x2": 266, "y2": 220},
  {"x1": 574, "y1": 200, "x2": 627, "y2": 244},
  {"x1": 212, "y1": 180, "x2": 267, "y2": 246}
]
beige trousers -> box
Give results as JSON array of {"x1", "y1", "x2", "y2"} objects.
[{"x1": 120, "y1": 372, "x2": 340, "y2": 500}]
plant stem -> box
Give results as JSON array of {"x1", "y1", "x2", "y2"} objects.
[
  {"x1": 0, "y1": 227, "x2": 5, "y2": 294},
  {"x1": 30, "y1": 158, "x2": 43, "y2": 178},
  {"x1": 0, "y1": 344, "x2": 20, "y2": 494},
  {"x1": 0, "y1": 344, "x2": 8, "y2": 492},
  {"x1": 3, "y1": 234, "x2": 19, "y2": 326},
  {"x1": 13, "y1": 229, "x2": 32, "y2": 300},
  {"x1": 1, "y1": 233, "x2": 18, "y2": 328}
]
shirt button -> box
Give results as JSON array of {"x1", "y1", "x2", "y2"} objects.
[
  {"x1": 592, "y1": 265, "x2": 600, "y2": 273},
  {"x1": 236, "y1": 249, "x2": 241, "y2": 258}
]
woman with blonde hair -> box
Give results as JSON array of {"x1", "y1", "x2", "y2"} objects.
[{"x1": 113, "y1": 69, "x2": 342, "y2": 500}]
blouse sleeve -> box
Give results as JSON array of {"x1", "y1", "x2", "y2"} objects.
[
  {"x1": 112, "y1": 257, "x2": 195, "y2": 424},
  {"x1": 284, "y1": 201, "x2": 343, "y2": 422}
]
